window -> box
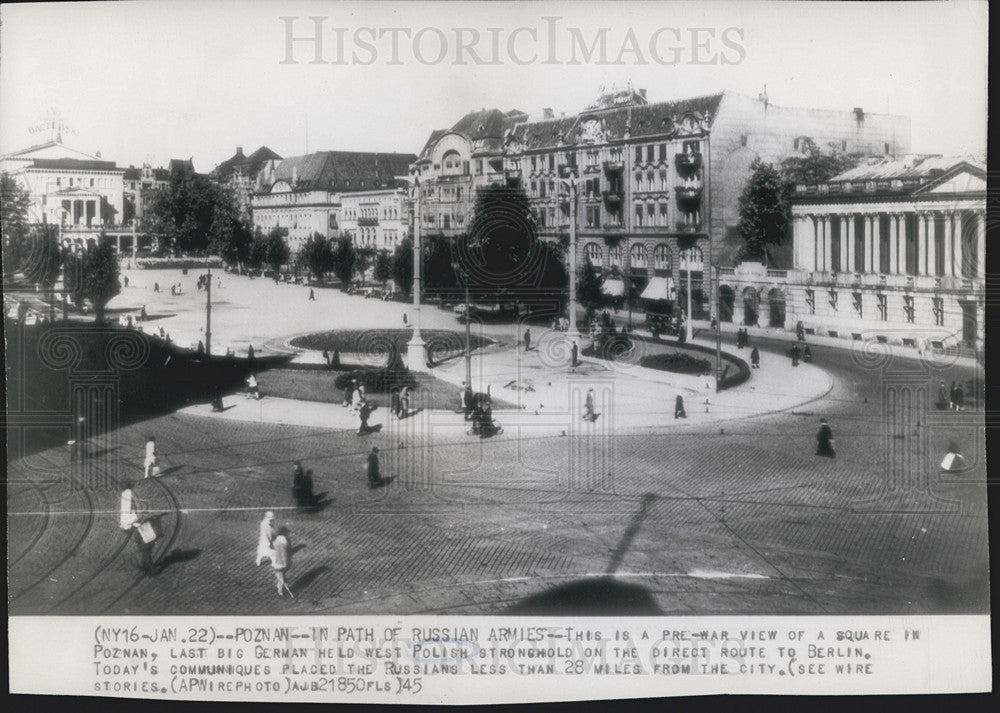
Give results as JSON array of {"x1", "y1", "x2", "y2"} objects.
[
  {"x1": 658, "y1": 144, "x2": 666, "y2": 161},
  {"x1": 635, "y1": 147, "x2": 642, "y2": 162},
  {"x1": 805, "y1": 289, "x2": 816, "y2": 315},
  {"x1": 653, "y1": 244, "x2": 670, "y2": 269},
  {"x1": 932, "y1": 297, "x2": 944, "y2": 326},
  {"x1": 531, "y1": 156, "x2": 537, "y2": 170},
  {"x1": 658, "y1": 202, "x2": 668, "y2": 226},
  {"x1": 631, "y1": 242, "x2": 648, "y2": 268},
  {"x1": 828, "y1": 289, "x2": 838, "y2": 312},
  {"x1": 610, "y1": 246, "x2": 622, "y2": 265},
  {"x1": 852, "y1": 291, "x2": 863, "y2": 318},
  {"x1": 585, "y1": 205, "x2": 601, "y2": 228},
  {"x1": 903, "y1": 295, "x2": 915, "y2": 323},
  {"x1": 646, "y1": 145, "x2": 654, "y2": 162},
  {"x1": 538, "y1": 211, "x2": 546, "y2": 228},
  {"x1": 877, "y1": 294, "x2": 888, "y2": 321},
  {"x1": 475, "y1": 160, "x2": 483, "y2": 175},
  {"x1": 585, "y1": 242, "x2": 602, "y2": 263},
  {"x1": 634, "y1": 173, "x2": 642, "y2": 191},
  {"x1": 634, "y1": 204, "x2": 643, "y2": 227},
  {"x1": 647, "y1": 170, "x2": 655, "y2": 187},
  {"x1": 90, "y1": 178, "x2": 94, "y2": 187},
  {"x1": 548, "y1": 155, "x2": 555, "y2": 170}
]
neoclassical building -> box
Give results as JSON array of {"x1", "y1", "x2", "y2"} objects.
[
  {"x1": 339, "y1": 188, "x2": 410, "y2": 253},
  {"x1": 717, "y1": 156, "x2": 985, "y2": 350}
]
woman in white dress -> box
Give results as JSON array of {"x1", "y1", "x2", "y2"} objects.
[{"x1": 255, "y1": 511, "x2": 276, "y2": 566}]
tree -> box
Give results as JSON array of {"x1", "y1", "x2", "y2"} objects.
[
  {"x1": 779, "y1": 138, "x2": 867, "y2": 185},
  {"x1": 331, "y1": 236, "x2": 357, "y2": 285},
  {"x1": 392, "y1": 238, "x2": 413, "y2": 296},
  {"x1": 422, "y1": 232, "x2": 458, "y2": 299},
  {"x1": 300, "y1": 233, "x2": 335, "y2": 283},
  {"x1": 262, "y1": 228, "x2": 290, "y2": 275},
  {"x1": 735, "y1": 159, "x2": 792, "y2": 266},
  {"x1": 247, "y1": 227, "x2": 267, "y2": 270},
  {"x1": 577, "y1": 259, "x2": 607, "y2": 322},
  {"x1": 355, "y1": 246, "x2": 376, "y2": 283},
  {"x1": 209, "y1": 186, "x2": 254, "y2": 270},
  {"x1": 145, "y1": 172, "x2": 224, "y2": 254},
  {"x1": 1, "y1": 173, "x2": 32, "y2": 278},
  {"x1": 374, "y1": 250, "x2": 393, "y2": 285},
  {"x1": 65, "y1": 235, "x2": 120, "y2": 323}
]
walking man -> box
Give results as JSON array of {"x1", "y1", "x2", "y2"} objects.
[
  {"x1": 461, "y1": 382, "x2": 473, "y2": 420},
  {"x1": 309, "y1": 288, "x2": 316, "y2": 301},
  {"x1": 120, "y1": 481, "x2": 157, "y2": 575},
  {"x1": 154, "y1": 282, "x2": 159, "y2": 293},
  {"x1": 674, "y1": 395, "x2": 687, "y2": 419},
  {"x1": 357, "y1": 399, "x2": 376, "y2": 436},
  {"x1": 954, "y1": 382, "x2": 965, "y2": 411},
  {"x1": 583, "y1": 388, "x2": 596, "y2": 422},
  {"x1": 143, "y1": 436, "x2": 158, "y2": 478},
  {"x1": 571, "y1": 341, "x2": 579, "y2": 368},
  {"x1": 750, "y1": 346, "x2": 760, "y2": 369},
  {"x1": 255, "y1": 511, "x2": 276, "y2": 566},
  {"x1": 523, "y1": 328, "x2": 531, "y2": 352},
  {"x1": 816, "y1": 419, "x2": 836, "y2": 458},
  {"x1": 790, "y1": 343, "x2": 800, "y2": 367},
  {"x1": 367, "y1": 446, "x2": 384, "y2": 488},
  {"x1": 292, "y1": 462, "x2": 315, "y2": 508},
  {"x1": 272, "y1": 527, "x2": 293, "y2": 597},
  {"x1": 937, "y1": 381, "x2": 950, "y2": 410},
  {"x1": 246, "y1": 373, "x2": 260, "y2": 399}
]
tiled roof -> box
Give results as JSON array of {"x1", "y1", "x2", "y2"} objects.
[
  {"x1": 510, "y1": 93, "x2": 723, "y2": 150},
  {"x1": 416, "y1": 108, "x2": 528, "y2": 161},
  {"x1": 213, "y1": 146, "x2": 282, "y2": 179},
  {"x1": 28, "y1": 158, "x2": 120, "y2": 171},
  {"x1": 123, "y1": 167, "x2": 141, "y2": 180},
  {"x1": 827, "y1": 155, "x2": 985, "y2": 182},
  {"x1": 169, "y1": 158, "x2": 196, "y2": 177},
  {"x1": 261, "y1": 151, "x2": 417, "y2": 193}
]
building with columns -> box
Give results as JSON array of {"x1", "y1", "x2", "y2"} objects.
[{"x1": 716, "y1": 155, "x2": 985, "y2": 351}]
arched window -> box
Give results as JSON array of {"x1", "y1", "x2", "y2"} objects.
[
  {"x1": 585, "y1": 242, "x2": 602, "y2": 264},
  {"x1": 653, "y1": 244, "x2": 671, "y2": 270},
  {"x1": 442, "y1": 150, "x2": 463, "y2": 176},
  {"x1": 681, "y1": 246, "x2": 703, "y2": 269},
  {"x1": 609, "y1": 246, "x2": 623, "y2": 266},
  {"x1": 630, "y1": 243, "x2": 648, "y2": 268}
]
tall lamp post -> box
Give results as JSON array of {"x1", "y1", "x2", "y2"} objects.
[
  {"x1": 556, "y1": 167, "x2": 583, "y2": 351},
  {"x1": 452, "y1": 262, "x2": 473, "y2": 388},
  {"x1": 396, "y1": 175, "x2": 428, "y2": 371},
  {"x1": 205, "y1": 266, "x2": 212, "y2": 355}
]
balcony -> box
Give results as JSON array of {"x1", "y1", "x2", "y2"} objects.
[
  {"x1": 602, "y1": 190, "x2": 623, "y2": 207},
  {"x1": 676, "y1": 219, "x2": 702, "y2": 233},
  {"x1": 603, "y1": 159, "x2": 624, "y2": 173},
  {"x1": 358, "y1": 217, "x2": 379, "y2": 227},
  {"x1": 675, "y1": 152, "x2": 702, "y2": 173},
  {"x1": 675, "y1": 185, "x2": 702, "y2": 203}
]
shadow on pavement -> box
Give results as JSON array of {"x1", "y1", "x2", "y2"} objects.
[
  {"x1": 292, "y1": 566, "x2": 330, "y2": 592},
  {"x1": 505, "y1": 577, "x2": 663, "y2": 615},
  {"x1": 156, "y1": 548, "x2": 202, "y2": 571}
]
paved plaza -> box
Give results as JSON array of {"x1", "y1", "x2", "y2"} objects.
[{"x1": 7, "y1": 269, "x2": 988, "y2": 615}]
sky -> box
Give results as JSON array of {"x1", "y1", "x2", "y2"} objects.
[{"x1": 0, "y1": 1, "x2": 988, "y2": 171}]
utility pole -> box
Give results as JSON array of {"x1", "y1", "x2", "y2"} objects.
[
  {"x1": 205, "y1": 267, "x2": 212, "y2": 355},
  {"x1": 557, "y1": 169, "x2": 582, "y2": 353},
  {"x1": 397, "y1": 176, "x2": 428, "y2": 371}
]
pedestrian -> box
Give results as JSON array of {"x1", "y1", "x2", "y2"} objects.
[
  {"x1": 351, "y1": 382, "x2": 364, "y2": 413},
  {"x1": 403, "y1": 312, "x2": 408, "y2": 326},
  {"x1": 255, "y1": 511, "x2": 276, "y2": 566},
  {"x1": 954, "y1": 382, "x2": 965, "y2": 411},
  {"x1": 272, "y1": 526, "x2": 293, "y2": 597},
  {"x1": 391, "y1": 387, "x2": 402, "y2": 418},
  {"x1": 583, "y1": 388, "x2": 596, "y2": 421},
  {"x1": 124, "y1": 275, "x2": 129, "y2": 288},
  {"x1": 796, "y1": 321, "x2": 805, "y2": 342},
  {"x1": 937, "y1": 381, "x2": 949, "y2": 410},
  {"x1": 331, "y1": 348, "x2": 341, "y2": 369},
  {"x1": 246, "y1": 373, "x2": 260, "y2": 399},
  {"x1": 197, "y1": 340, "x2": 205, "y2": 354},
  {"x1": 154, "y1": 282, "x2": 159, "y2": 293},
  {"x1": 143, "y1": 436, "x2": 158, "y2": 478},
  {"x1": 523, "y1": 328, "x2": 531, "y2": 352},
  {"x1": 309, "y1": 288, "x2": 315, "y2": 301},
  {"x1": 367, "y1": 446, "x2": 384, "y2": 488},
  {"x1": 461, "y1": 382, "x2": 473, "y2": 420},
  {"x1": 119, "y1": 481, "x2": 157, "y2": 575},
  {"x1": 571, "y1": 341, "x2": 579, "y2": 368},
  {"x1": 802, "y1": 345, "x2": 813, "y2": 363},
  {"x1": 211, "y1": 394, "x2": 225, "y2": 412},
  {"x1": 790, "y1": 343, "x2": 800, "y2": 367},
  {"x1": 247, "y1": 344, "x2": 255, "y2": 362},
  {"x1": 343, "y1": 379, "x2": 356, "y2": 408},
  {"x1": 322, "y1": 350, "x2": 329, "y2": 367},
  {"x1": 750, "y1": 346, "x2": 760, "y2": 369},
  {"x1": 170, "y1": 284, "x2": 176, "y2": 296},
  {"x1": 140, "y1": 305, "x2": 148, "y2": 321},
  {"x1": 400, "y1": 386, "x2": 411, "y2": 417},
  {"x1": 816, "y1": 418, "x2": 836, "y2": 458},
  {"x1": 357, "y1": 399, "x2": 376, "y2": 436},
  {"x1": 292, "y1": 461, "x2": 315, "y2": 508},
  {"x1": 158, "y1": 326, "x2": 165, "y2": 338},
  {"x1": 674, "y1": 395, "x2": 687, "y2": 419},
  {"x1": 949, "y1": 381, "x2": 957, "y2": 410}
]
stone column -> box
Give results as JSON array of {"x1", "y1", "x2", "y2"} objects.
[
  {"x1": 944, "y1": 211, "x2": 955, "y2": 277},
  {"x1": 889, "y1": 213, "x2": 899, "y2": 274},
  {"x1": 865, "y1": 214, "x2": 874, "y2": 273},
  {"x1": 927, "y1": 211, "x2": 938, "y2": 277},
  {"x1": 976, "y1": 211, "x2": 985, "y2": 280},
  {"x1": 953, "y1": 211, "x2": 963, "y2": 278},
  {"x1": 917, "y1": 211, "x2": 927, "y2": 275},
  {"x1": 842, "y1": 214, "x2": 853, "y2": 273},
  {"x1": 822, "y1": 215, "x2": 832, "y2": 273},
  {"x1": 810, "y1": 215, "x2": 818, "y2": 272}
]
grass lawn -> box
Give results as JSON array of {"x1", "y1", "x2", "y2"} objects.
[
  {"x1": 255, "y1": 368, "x2": 514, "y2": 410},
  {"x1": 290, "y1": 329, "x2": 492, "y2": 365}
]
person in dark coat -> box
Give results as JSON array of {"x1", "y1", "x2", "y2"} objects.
[
  {"x1": 154, "y1": 282, "x2": 160, "y2": 293},
  {"x1": 674, "y1": 395, "x2": 686, "y2": 419},
  {"x1": 391, "y1": 387, "x2": 402, "y2": 418},
  {"x1": 461, "y1": 382, "x2": 473, "y2": 420},
  {"x1": 802, "y1": 345, "x2": 813, "y2": 363},
  {"x1": 523, "y1": 328, "x2": 531, "y2": 352},
  {"x1": 750, "y1": 346, "x2": 760, "y2": 369},
  {"x1": 937, "y1": 381, "x2": 950, "y2": 410},
  {"x1": 570, "y1": 341, "x2": 579, "y2": 367},
  {"x1": 247, "y1": 344, "x2": 255, "y2": 363},
  {"x1": 583, "y1": 388, "x2": 596, "y2": 421},
  {"x1": 292, "y1": 461, "x2": 314, "y2": 508},
  {"x1": 954, "y1": 382, "x2": 965, "y2": 411},
  {"x1": 309, "y1": 288, "x2": 315, "y2": 301},
  {"x1": 367, "y1": 446, "x2": 384, "y2": 488},
  {"x1": 816, "y1": 419, "x2": 836, "y2": 457},
  {"x1": 357, "y1": 399, "x2": 376, "y2": 435},
  {"x1": 790, "y1": 343, "x2": 800, "y2": 367}
]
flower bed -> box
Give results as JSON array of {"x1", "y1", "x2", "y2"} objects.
[
  {"x1": 639, "y1": 352, "x2": 713, "y2": 375},
  {"x1": 135, "y1": 257, "x2": 224, "y2": 270}
]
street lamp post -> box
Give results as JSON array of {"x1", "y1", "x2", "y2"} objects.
[
  {"x1": 556, "y1": 169, "x2": 582, "y2": 352},
  {"x1": 397, "y1": 175, "x2": 428, "y2": 371},
  {"x1": 453, "y1": 262, "x2": 473, "y2": 388},
  {"x1": 205, "y1": 267, "x2": 212, "y2": 355},
  {"x1": 685, "y1": 249, "x2": 693, "y2": 343}
]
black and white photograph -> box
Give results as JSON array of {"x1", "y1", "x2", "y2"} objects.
[{"x1": 4, "y1": 0, "x2": 990, "y2": 702}]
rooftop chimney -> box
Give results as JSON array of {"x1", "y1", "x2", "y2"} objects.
[
  {"x1": 236, "y1": 146, "x2": 244, "y2": 156},
  {"x1": 542, "y1": 108, "x2": 554, "y2": 119},
  {"x1": 854, "y1": 107, "x2": 865, "y2": 123},
  {"x1": 638, "y1": 88, "x2": 647, "y2": 100}
]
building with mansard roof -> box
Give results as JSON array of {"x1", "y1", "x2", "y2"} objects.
[
  {"x1": 211, "y1": 146, "x2": 282, "y2": 217},
  {"x1": 251, "y1": 150, "x2": 416, "y2": 253}
]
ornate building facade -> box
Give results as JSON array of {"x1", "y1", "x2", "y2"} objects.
[{"x1": 338, "y1": 188, "x2": 410, "y2": 253}]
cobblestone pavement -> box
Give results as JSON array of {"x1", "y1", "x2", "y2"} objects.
[{"x1": 7, "y1": 328, "x2": 987, "y2": 616}]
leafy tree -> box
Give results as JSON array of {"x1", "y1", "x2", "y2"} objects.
[
  {"x1": 392, "y1": 237, "x2": 413, "y2": 296},
  {"x1": 779, "y1": 138, "x2": 867, "y2": 185},
  {"x1": 374, "y1": 250, "x2": 393, "y2": 285},
  {"x1": 331, "y1": 236, "x2": 357, "y2": 285},
  {"x1": 735, "y1": 159, "x2": 792, "y2": 266},
  {"x1": 65, "y1": 235, "x2": 120, "y2": 323},
  {"x1": 577, "y1": 259, "x2": 607, "y2": 322},
  {"x1": 27, "y1": 225, "x2": 64, "y2": 300},
  {"x1": 422, "y1": 232, "x2": 458, "y2": 299},
  {"x1": 1, "y1": 173, "x2": 32, "y2": 277},
  {"x1": 355, "y1": 246, "x2": 376, "y2": 283},
  {"x1": 209, "y1": 186, "x2": 254, "y2": 270},
  {"x1": 300, "y1": 232, "x2": 335, "y2": 283},
  {"x1": 145, "y1": 172, "x2": 223, "y2": 254},
  {"x1": 247, "y1": 227, "x2": 267, "y2": 269},
  {"x1": 262, "y1": 228, "x2": 290, "y2": 275}
]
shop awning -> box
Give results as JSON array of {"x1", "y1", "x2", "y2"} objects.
[
  {"x1": 602, "y1": 278, "x2": 625, "y2": 296},
  {"x1": 640, "y1": 276, "x2": 675, "y2": 301}
]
